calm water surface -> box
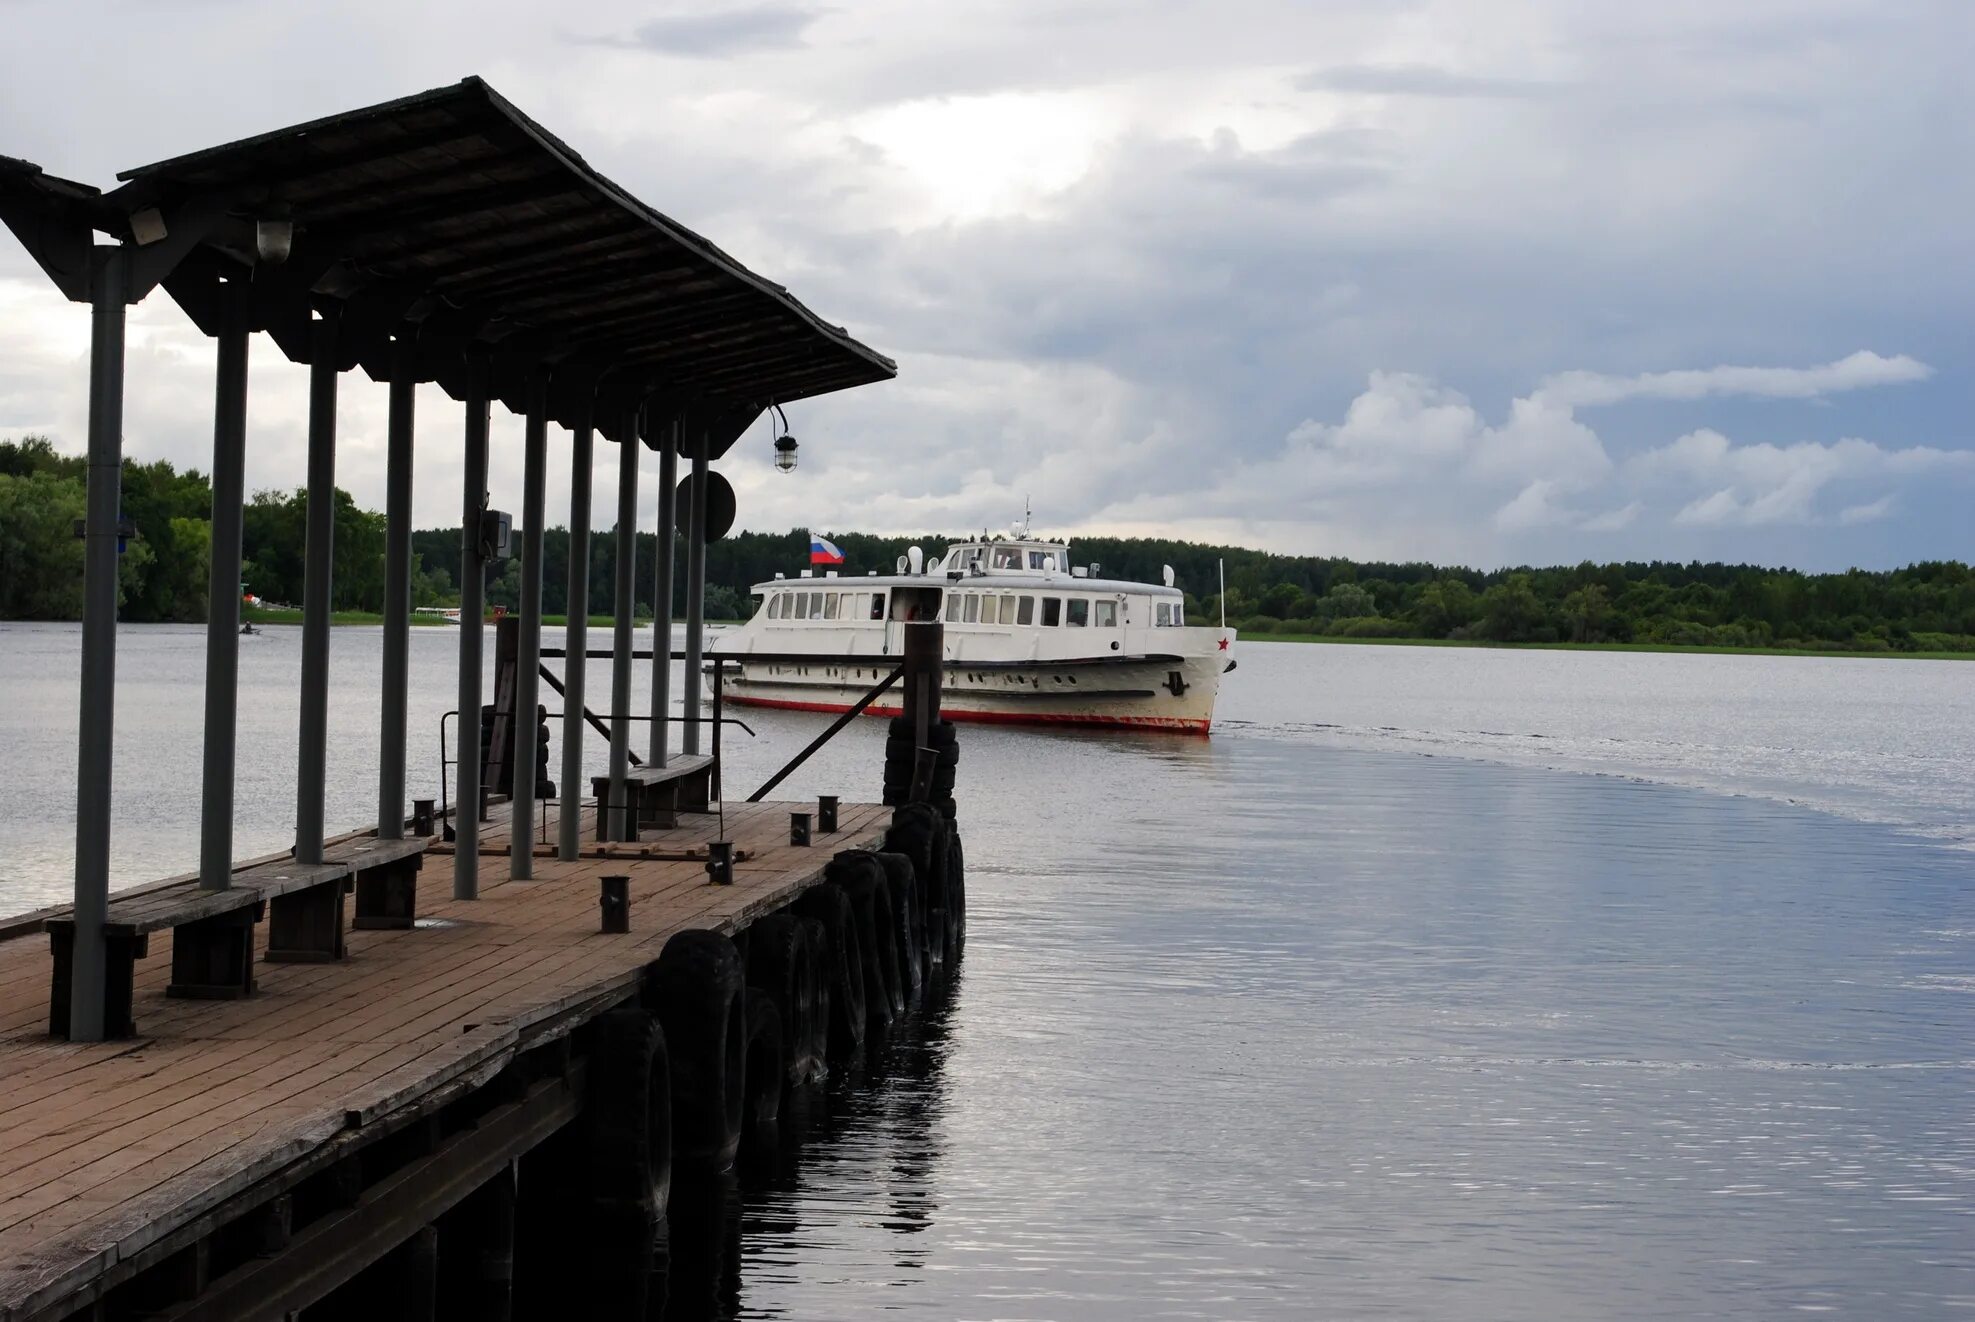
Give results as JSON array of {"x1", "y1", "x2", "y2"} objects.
[{"x1": 1, "y1": 626, "x2": 1970, "y2": 1319}]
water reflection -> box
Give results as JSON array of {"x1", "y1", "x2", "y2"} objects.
[{"x1": 663, "y1": 968, "x2": 964, "y2": 1321}]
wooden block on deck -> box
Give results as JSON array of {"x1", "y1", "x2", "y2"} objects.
[
  {"x1": 234, "y1": 860, "x2": 353, "y2": 965},
  {"x1": 331, "y1": 836, "x2": 429, "y2": 932},
  {"x1": 45, "y1": 927, "x2": 148, "y2": 1039},
  {"x1": 168, "y1": 902, "x2": 265, "y2": 1000}
]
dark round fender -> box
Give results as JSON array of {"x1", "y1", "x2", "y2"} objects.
[
  {"x1": 739, "y1": 997, "x2": 783, "y2": 1165},
  {"x1": 794, "y1": 881, "x2": 867, "y2": 1063},
  {"x1": 873, "y1": 851, "x2": 927, "y2": 997},
  {"x1": 946, "y1": 826, "x2": 966, "y2": 958},
  {"x1": 831, "y1": 853, "x2": 902, "y2": 1029},
  {"x1": 649, "y1": 929, "x2": 746, "y2": 1172},
  {"x1": 744, "y1": 912, "x2": 814, "y2": 1089},
  {"x1": 884, "y1": 803, "x2": 946, "y2": 893},
  {"x1": 886, "y1": 804, "x2": 954, "y2": 964},
  {"x1": 885, "y1": 716, "x2": 957, "y2": 746},
  {"x1": 584, "y1": 1008, "x2": 673, "y2": 1215},
  {"x1": 795, "y1": 915, "x2": 832, "y2": 1082}
]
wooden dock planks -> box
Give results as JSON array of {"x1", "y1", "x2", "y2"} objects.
[{"x1": 0, "y1": 799, "x2": 889, "y2": 1320}]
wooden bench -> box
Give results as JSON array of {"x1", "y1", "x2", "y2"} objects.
[
  {"x1": 590, "y1": 754, "x2": 716, "y2": 838},
  {"x1": 325, "y1": 834, "x2": 430, "y2": 932},
  {"x1": 45, "y1": 861, "x2": 354, "y2": 1038}
]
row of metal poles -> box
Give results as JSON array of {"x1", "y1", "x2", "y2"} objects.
[{"x1": 67, "y1": 255, "x2": 717, "y2": 1040}]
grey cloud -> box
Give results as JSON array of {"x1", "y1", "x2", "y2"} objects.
[
  {"x1": 589, "y1": 5, "x2": 823, "y2": 57},
  {"x1": 1293, "y1": 64, "x2": 1563, "y2": 100}
]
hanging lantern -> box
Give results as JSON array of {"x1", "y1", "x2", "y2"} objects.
[{"x1": 770, "y1": 402, "x2": 798, "y2": 472}]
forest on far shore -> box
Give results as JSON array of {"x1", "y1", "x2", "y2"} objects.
[{"x1": 4, "y1": 437, "x2": 1972, "y2": 654}]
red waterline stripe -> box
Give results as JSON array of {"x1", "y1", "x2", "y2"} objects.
[{"x1": 725, "y1": 694, "x2": 1211, "y2": 735}]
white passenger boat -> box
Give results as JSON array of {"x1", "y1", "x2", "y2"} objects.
[{"x1": 711, "y1": 534, "x2": 1236, "y2": 733}]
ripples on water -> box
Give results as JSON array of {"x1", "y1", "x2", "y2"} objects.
[{"x1": 3, "y1": 629, "x2": 1972, "y2": 1318}]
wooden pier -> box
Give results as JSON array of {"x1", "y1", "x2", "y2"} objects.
[
  {"x1": 0, "y1": 74, "x2": 964, "y2": 1322},
  {"x1": 0, "y1": 799, "x2": 911, "y2": 1320}
]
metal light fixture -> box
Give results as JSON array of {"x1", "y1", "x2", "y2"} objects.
[
  {"x1": 770, "y1": 402, "x2": 798, "y2": 473},
  {"x1": 255, "y1": 217, "x2": 293, "y2": 266}
]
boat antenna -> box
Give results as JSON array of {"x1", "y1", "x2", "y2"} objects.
[
  {"x1": 1023, "y1": 495, "x2": 1031, "y2": 538},
  {"x1": 1219, "y1": 558, "x2": 1227, "y2": 634}
]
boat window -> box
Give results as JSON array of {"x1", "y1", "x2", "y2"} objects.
[
  {"x1": 1156, "y1": 601, "x2": 1171, "y2": 626},
  {"x1": 1041, "y1": 596, "x2": 1061, "y2": 626},
  {"x1": 963, "y1": 594, "x2": 979, "y2": 623},
  {"x1": 1018, "y1": 595, "x2": 1035, "y2": 625},
  {"x1": 809, "y1": 592, "x2": 824, "y2": 620},
  {"x1": 767, "y1": 595, "x2": 781, "y2": 620},
  {"x1": 1094, "y1": 600, "x2": 1118, "y2": 627},
  {"x1": 1066, "y1": 598, "x2": 1088, "y2": 627},
  {"x1": 825, "y1": 593, "x2": 840, "y2": 620},
  {"x1": 870, "y1": 592, "x2": 886, "y2": 620},
  {"x1": 1028, "y1": 550, "x2": 1049, "y2": 570},
  {"x1": 1174, "y1": 601, "x2": 1184, "y2": 625},
  {"x1": 993, "y1": 546, "x2": 1022, "y2": 569},
  {"x1": 944, "y1": 593, "x2": 959, "y2": 622},
  {"x1": 994, "y1": 596, "x2": 1013, "y2": 624}
]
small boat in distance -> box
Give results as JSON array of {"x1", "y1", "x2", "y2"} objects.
[{"x1": 712, "y1": 532, "x2": 1236, "y2": 733}]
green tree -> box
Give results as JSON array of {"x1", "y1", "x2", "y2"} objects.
[
  {"x1": 1560, "y1": 583, "x2": 1613, "y2": 643},
  {"x1": 0, "y1": 471, "x2": 86, "y2": 618},
  {"x1": 1475, "y1": 574, "x2": 1547, "y2": 642},
  {"x1": 1317, "y1": 582, "x2": 1377, "y2": 622},
  {"x1": 169, "y1": 517, "x2": 213, "y2": 622},
  {"x1": 1412, "y1": 578, "x2": 1477, "y2": 636}
]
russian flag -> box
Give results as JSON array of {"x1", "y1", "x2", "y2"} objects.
[{"x1": 810, "y1": 534, "x2": 846, "y2": 566}]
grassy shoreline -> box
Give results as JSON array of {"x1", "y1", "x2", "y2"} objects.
[{"x1": 1248, "y1": 632, "x2": 1975, "y2": 660}]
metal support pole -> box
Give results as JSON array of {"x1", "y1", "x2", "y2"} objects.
[
  {"x1": 456, "y1": 351, "x2": 491, "y2": 898},
  {"x1": 377, "y1": 333, "x2": 417, "y2": 839},
  {"x1": 558, "y1": 399, "x2": 594, "y2": 861},
  {"x1": 903, "y1": 617, "x2": 945, "y2": 758},
  {"x1": 68, "y1": 245, "x2": 129, "y2": 1043},
  {"x1": 510, "y1": 370, "x2": 549, "y2": 878},
  {"x1": 681, "y1": 433, "x2": 709, "y2": 756},
  {"x1": 198, "y1": 273, "x2": 250, "y2": 890},
  {"x1": 294, "y1": 308, "x2": 339, "y2": 866},
  {"x1": 650, "y1": 415, "x2": 678, "y2": 768},
  {"x1": 606, "y1": 408, "x2": 639, "y2": 841}
]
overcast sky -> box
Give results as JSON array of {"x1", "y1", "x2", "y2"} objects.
[{"x1": 1, "y1": 0, "x2": 1969, "y2": 571}]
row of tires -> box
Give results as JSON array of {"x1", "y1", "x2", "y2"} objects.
[
  {"x1": 882, "y1": 716, "x2": 959, "y2": 818},
  {"x1": 573, "y1": 801, "x2": 964, "y2": 1312}
]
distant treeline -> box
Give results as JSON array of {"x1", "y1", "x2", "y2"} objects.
[{"x1": 5, "y1": 436, "x2": 1972, "y2": 652}]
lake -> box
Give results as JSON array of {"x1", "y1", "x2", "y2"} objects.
[{"x1": 2, "y1": 626, "x2": 1970, "y2": 1319}]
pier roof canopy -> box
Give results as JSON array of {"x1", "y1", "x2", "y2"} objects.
[{"x1": 1, "y1": 78, "x2": 894, "y2": 450}]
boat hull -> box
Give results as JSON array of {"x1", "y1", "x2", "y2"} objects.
[{"x1": 718, "y1": 650, "x2": 1226, "y2": 734}]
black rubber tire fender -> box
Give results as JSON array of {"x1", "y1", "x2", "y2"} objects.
[
  {"x1": 795, "y1": 915, "x2": 832, "y2": 1082},
  {"x1": 833, "y1": 855, "x2": 902, "y2": 1027},
  {"x1": 886, "y1": 716, "x2": 957, "y2": 745},
  {"x1": 584, "y1": 1008, "x2": 673, "y2": 1215},
  {"x1": 946, "y1": 826, "x2": 966, "y2": 958},
  {"x1": 884, "y1": 803, "x2": 945, "y2": 890},
  {"x1": 884, "y1": 738, "x2": 959, "y2": 769},
  {"x1": 882, "y1": 765, "x2": 956, "y2": 795},
  {"x1": 744, "y1": 913, "x2": 814, "y2": 1089},
  {"x1": 739, "y1": 998, "x2": 783, "y2": 1164},
  {"x1": 795, "y1": 878, "x2": 868, "y2": 1063},
  {"x1": 649, "y1": 929, "x2": 746, "y2": 1172},
  {"x1": 873, "y1": 851, "x2": 927, "y2": 997}
]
